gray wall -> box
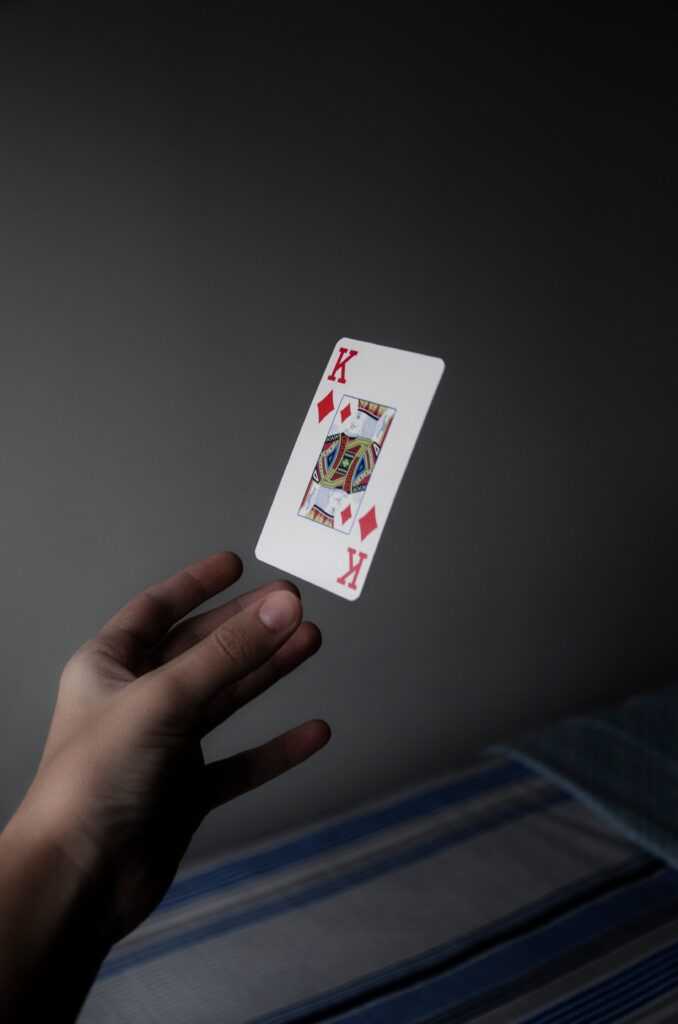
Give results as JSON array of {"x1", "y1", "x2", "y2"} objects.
[{"x1": 0, "y1": 5, "x2": 675, "y2": 866}]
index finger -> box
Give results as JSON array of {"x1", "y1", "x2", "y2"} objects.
[
  {"x1": 137, "y1": 588, "x2": 303, "y2": 734},
  {"x1": 95, "y1": 551, "x2": 243, "y2": 667}
]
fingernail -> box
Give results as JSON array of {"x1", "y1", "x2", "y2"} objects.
[
  {"x1": 281, "y1": 579, "x2": 301, "y2": 599},
  {"x1": 258, "y1": 591, "x2": 300, "y2": 632}
]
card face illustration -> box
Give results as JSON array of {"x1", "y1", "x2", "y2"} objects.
[
  {"x1": 298, "y1": 396, "x2": 396, "y2": 535},
  {"x1": 255, "y1": 338, "x2": 445, "y2": 600}
]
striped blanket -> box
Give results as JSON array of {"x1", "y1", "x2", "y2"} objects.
[{"x1": 81, "y1": 755, "x2": 678, "y2": 1023}]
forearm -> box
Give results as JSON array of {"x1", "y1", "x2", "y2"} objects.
[{"x1": 0, "y1": 805, "x2": 111, "y2": 1022}]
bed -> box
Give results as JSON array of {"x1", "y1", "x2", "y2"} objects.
[{"x1": 81, "y1": 684, "x2": 678, "y2": 1023}]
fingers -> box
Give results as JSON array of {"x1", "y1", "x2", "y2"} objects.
[
  {"x1": 201, "y1": 719, "x2": 331, "y2": 814},
  {"x1": 95, "y1": 552, "x2": 243, "y2": 669},
  {"x1": 201, "y1": 621, "x2": 322, "y2": 734},
  {"x1": 139, "y1": 589, "x2": 304, "y2": 732},
  {"x1": 151, "y1": 579, "x2": 300, "y2": 668}
]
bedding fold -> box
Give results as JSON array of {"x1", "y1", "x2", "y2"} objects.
[{"x1": 494, "y1": 681, "x2": 678, "y2": 869}]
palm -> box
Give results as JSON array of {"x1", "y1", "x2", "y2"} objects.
[{"x1": 39, "y1": 660, "x2": 205, "y2": 939}]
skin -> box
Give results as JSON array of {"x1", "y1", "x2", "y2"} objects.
[{"x1": 0, "y1": 551, "x2": 330, "y2": 1021}]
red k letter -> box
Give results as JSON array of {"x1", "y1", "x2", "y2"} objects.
[
  {"x1": 336, "y1": 547, "x2": 368, "y2": 590},
  {"x1": 327, "y1": 347, "x2": 358, "y2": 384}
]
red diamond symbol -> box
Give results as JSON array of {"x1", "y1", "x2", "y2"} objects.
[
  {"x1": 317, "y1": 390, "x2": 335, "y2": 422},
  {"x1": 340, "y1": 402, "x2": 351, "y2": 423},
  {"x1": 358, "y1": 505, "x2": 377, "y2": 541},
  {"x1": 340, "y1": 504, "x2": 352, "y2": 525}
]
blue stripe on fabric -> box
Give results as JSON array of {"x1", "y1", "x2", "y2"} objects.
[
  {"x1": 523, "y1": 938, "x2": 678, "y2": 1024},
  {"x1": 100, "y1": 786, "x2": 568, "y2": 979},
  {"x1": 322, "y1": 868, "x2": 678, "y2": 1023},
  {"x1": 248, "y1": 853, "x2": 655, "y2": 1024},
  {"x1": 158, "y1": 758, "x2": 533, "y2": 913}
]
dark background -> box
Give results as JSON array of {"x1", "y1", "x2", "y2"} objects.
[{"x1": 0, "y1": 3, "x2": 675, "y2": 866}]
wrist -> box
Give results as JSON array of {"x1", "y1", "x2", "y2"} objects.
[
  {"x1": 2, "y1": 797, "x2": 113, "y2": 943},
  {"x1": 0, "y1": 803, "x2": 112, "y2": 1017}
]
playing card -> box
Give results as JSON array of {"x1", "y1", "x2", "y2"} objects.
[{"x1": 255, "y1": 338, "x2": 445, "y2": 600}]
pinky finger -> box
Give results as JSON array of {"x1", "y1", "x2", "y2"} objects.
[{"x1": 201, "y1": 719, "x2": 331, "y2": 814}]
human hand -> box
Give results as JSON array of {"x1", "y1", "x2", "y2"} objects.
[{"x1": 11, "y1": 551, "x2": 329, "y2": 947}]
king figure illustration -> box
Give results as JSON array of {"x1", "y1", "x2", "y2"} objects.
[{"x1": 299, "y1": 397, "x2": 395, "y2": 532}]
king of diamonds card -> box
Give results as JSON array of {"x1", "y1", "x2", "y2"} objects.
[{"x1": 256, "y1": 339, "x2": 445, "y2": 600}]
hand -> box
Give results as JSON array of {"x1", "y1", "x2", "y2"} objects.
[{"x1": 12, "y1": 551, "x2": 330, "y2": 947}]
